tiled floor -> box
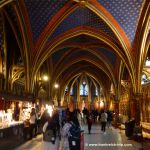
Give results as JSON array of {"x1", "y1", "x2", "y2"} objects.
[{"x1": 13, "y1": 124, "x2": 150, "y2": 150}]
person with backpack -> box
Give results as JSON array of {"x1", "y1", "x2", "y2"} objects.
[
  {"x1": 41, "y1": 114, "x2": 59, "y2": 150},
  {"x1": 61, "y1": 112, "x2": 72, "y2": 150},
  {"x1": 61, "y1": 111, "x2": 81, "y2": 150},
  {"x1": 68, "y1": 112, "x2": 81, "y2": 150}
]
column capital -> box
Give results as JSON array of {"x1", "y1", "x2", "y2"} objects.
[{"x1": 113, "y1": 100, "x2": 119, "y2": 104}]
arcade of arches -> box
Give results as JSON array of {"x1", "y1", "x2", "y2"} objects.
[{"x1": 0, "y1": 0, "x2": 150, "y2": 138}]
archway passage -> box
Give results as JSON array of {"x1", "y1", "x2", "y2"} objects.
[{"x1": 0, "y1": 0, "x2": 150, "y2": 141}]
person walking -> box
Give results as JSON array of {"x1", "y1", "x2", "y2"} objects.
[
  {"x1": 76, "y1": 109, "x2": 82, "y2": 128},
  {"x1": 100, "y1": 110, "x2": 108, "y2": 134},
  {"x1": 86, "y1": 114, "x2": 93, "y2": 134},
  {"x1": 107, "y1": 110, "x2": 113, "y2": 129},
  {"x1": 82, "y1": 107, "x2": 88, "y2": 124},
  {"x1": 29, "y1": 108, "x2": 37, "y2": 139},
  {"x1": 41, "y1": 114, "x2": 60, "y2": 150},
  {"x1": 61, "y1": 112, "x2": 72, "y2": 150}
]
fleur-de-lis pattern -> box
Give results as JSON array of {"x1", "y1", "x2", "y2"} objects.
[
  {"x1": 24, "y1": 0, "x2": 69, "y2": 42},
  {"x1": 52, "y1": 47, "x2": 69, "y2": 64},
  {"x1": 24, "y1": 0, "x2": 144, "y2": 44},
  {"x1": 97, "y1": 0, "x2": 144, "y2": 43},
  {"x1": 49, "y1": 7, "x2": 118, "y2": 42},
  {"x1": 97, "y1": 47, "x2": 116, "y2": 67},
  {"x1": 52, "y1": 35, "x2": 117, "y2": 67}
]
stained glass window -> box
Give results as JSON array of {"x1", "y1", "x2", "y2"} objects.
[
  {"x1": 70, "y1": 87, "x2": 73, "y2": 95},
  {"x1": 96, "y1": 88, "x2": 98, "y2": 96},
  {"x1": 80, "y1": 82, "x2": 88, "y2": 96},
  {"x1": 141, "y1": 73, "x2": 150, "y2": 84},
  {"x1": 65, "y1": 86, "x2": 68, "y2": 95},
  {"x1": 145, "y1": 57, "x2": 150, "y2": 66}
]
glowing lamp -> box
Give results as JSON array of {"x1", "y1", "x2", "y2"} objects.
[
  {"x1": 43, "y1": 75, "x2": 48, "y2": 81},
  {"x1": 54, "y1": 84, "x2": 59, "y2": 88}
]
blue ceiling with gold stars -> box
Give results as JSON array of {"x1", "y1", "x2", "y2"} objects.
[
  {"x1": 49, "y1": 7, "x2": 118, "y2": 42},
  {"x1": 51, "y1": 35, "x2": 117, "y2": 67},
  {"x1": 97, "y1": 0, "x2": 144, "y2": 43},
  {"x1": 97, "y1": 47, "x2": 116, "y2": 67},
  {"x1": 23, "y1": 0, "x2": 145, "y2": 45},
  {"x1": 61, "y1": 50, "x2": 93, "y2": 65},
  {"x1": 24, "y1": 0, "x2": 69, "y2": 42},
  {"x1": 65, "y1": 34, "x2": 98, "y2": 43},
  {"x1": 52, "y1": 46, "x2": 116, "y2": 68},
  {"x1": 52, "y1": 47, "x2": 69, "y2": 64}
]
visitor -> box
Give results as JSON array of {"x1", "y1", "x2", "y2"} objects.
[
  {"x1": 29, "y1": 108, "x2": 37, "y2": 139},
  {"x1": 86, "y1": 114, "x2": 93, "y2": 134},
  {"x1": 107, "y1": 110, "x2": 113, "y2": 129},
  {"x1": 41, "y1": 114, "x2": 60, "y2": 150},
  {"x1": 100, "y1": 110, "x2": 108, "y2": 134},
  {"x1": 61, "y1": 112, "x2": 72, "y2": 150}
]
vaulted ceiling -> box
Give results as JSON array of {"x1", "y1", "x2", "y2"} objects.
[{"x1": 0, "y1": 0, "x2": 149, "y2": 96}]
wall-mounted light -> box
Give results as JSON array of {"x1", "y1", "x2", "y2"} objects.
[
  {"x1": 43, "y1": 75, "x2": 48, "y2": 81},
  {"x1": 100, "y1": 101, "x2": 104, "y2": 108},
  {"x1": 54, "y1": 83, "x2": 59, "y2": 88}
]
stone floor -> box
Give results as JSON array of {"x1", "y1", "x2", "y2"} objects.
[{"x1": 13, "y1": 124, "x2": 150, "y2": 150}]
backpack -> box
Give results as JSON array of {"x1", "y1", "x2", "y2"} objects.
[
  {"x1": 43, "y1": 123, "x2": 56, "y2": 144},
  {"x1": 68, "y1": 122, "x2": 81, "y2": 149}
]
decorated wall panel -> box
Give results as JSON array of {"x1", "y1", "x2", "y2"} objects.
[
  {"x1": 97, "y1": 0, "x2": 144, "y2": 43},
  {"x1": 67, "y1": 95, "x2": 99, "y2": 112},
  {"x1": 119, "y1": 89, "x2": 130, "y2": 123},
  {"x1": 142, "y1": 84, "x2": 150, "y2": 123}
]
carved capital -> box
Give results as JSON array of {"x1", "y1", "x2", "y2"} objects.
[{"x1": 121, "y1": 80, "x2": 131, "y2": 89}]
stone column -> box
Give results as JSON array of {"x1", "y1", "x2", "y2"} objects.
[
  {"x1": 114, "y1": 100, "x2": 119, "y2": 114},
  {"x1": 130, "y1": 99, "x2": 135, "y2": 119},
  {"x1": 132, "y1": 93, "x2": 143, "y2": 123},
  {"x1": 113, "y1": 99, "x2": 120, "y2": 126}
]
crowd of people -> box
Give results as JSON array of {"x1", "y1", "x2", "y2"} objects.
[
  {"x1": 25, "y1": 106, "x2": 114, "y2": 150},
  {"x1": 41, "y1": 108, "x2": 81, "y2": 150},
  {"x1": 26, "y1": 106, "x2": 140, "y2": 150},
  {"x1": 38, "y1": 107, "x2": 114, "y2": 150},
  {"x1": 82, "y1": 107, "x2": 113, "y2": 134}
]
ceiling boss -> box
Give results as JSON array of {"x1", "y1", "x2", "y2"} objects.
[{"x1": 73, "y1": 0, "x2": 88, "y2": 6}]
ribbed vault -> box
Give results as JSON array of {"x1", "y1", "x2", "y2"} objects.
[{"x1": 0, "y1": 0, "x2": 149, "y2": 105}]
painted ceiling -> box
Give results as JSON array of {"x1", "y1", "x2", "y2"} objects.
[
  {"x1": 19, "y1": 0, "x2": 147, "y2": 74},
  {"x1": 24, "y1": 0, "x2": 69, "y2": 42},
  {"x1": 98, "y1": 0, "x2": 144, "y2": 43},
  {"x1": 23, "y1": 0, "x2": 145, "y2": 44},
  {"x1": 0, "y1": 0, "x2": 148, "y2": 93},
  {"x1": 52, "y1": 35, "x2": 117, "y2": 68},
  {"x1": 49, "y1": 7, "x2": 118, "y2": 42}
]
